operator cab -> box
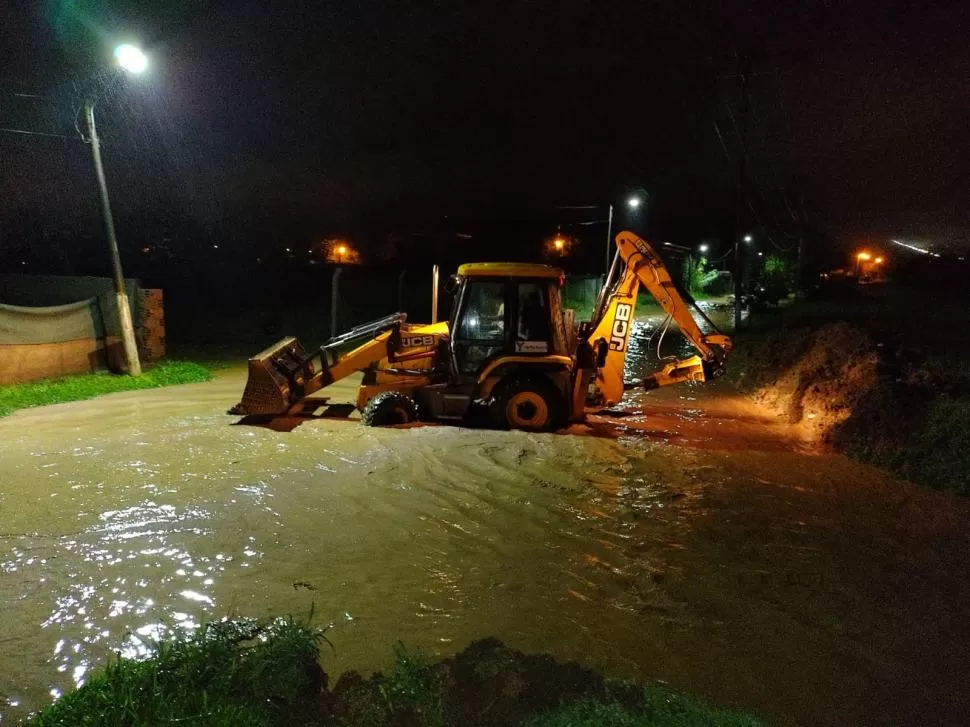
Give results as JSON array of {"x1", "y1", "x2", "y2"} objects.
[{"x1": 449, "y1": 263, "x2": 567, "y2": 376}]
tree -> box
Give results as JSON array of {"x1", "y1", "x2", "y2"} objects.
[{"x1": 683, "y1": 255, "x2": 721, "y2": 297}]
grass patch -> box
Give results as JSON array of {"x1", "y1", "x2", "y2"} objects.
[
  {"x1": 29, "y1": 618, "x2": 324, "y2": 727},
  {"x1": 0, "y1": 361, "x2": 214, "y2": 418}
]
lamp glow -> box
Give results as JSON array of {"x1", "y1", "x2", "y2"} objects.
[
  {"x1": 627, "y1": 196, "x2": 642, "y2": 209},
  {"x1": 114, "y1": 44, "x2": 148, "y2": 74}
]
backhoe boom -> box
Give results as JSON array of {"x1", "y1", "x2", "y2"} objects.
[{"x1": 584, "y1": 231, "x2": 732, "y2": 407}]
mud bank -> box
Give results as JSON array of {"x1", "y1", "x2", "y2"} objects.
[{"x1": 730, "y1": 321, "x2": 970, "y2": 494}]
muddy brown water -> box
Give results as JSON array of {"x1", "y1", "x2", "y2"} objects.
[{"x1": 2, "y1": 351, "x2": 970, "y2": 724}]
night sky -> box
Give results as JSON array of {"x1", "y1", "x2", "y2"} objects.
[{"x1": 1, "y1": 0, "x2": 968, "y2": 273}]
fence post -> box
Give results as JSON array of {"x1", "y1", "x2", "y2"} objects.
[{"x1": 330, "y1": 266, "x2": 342, "y2": 338}]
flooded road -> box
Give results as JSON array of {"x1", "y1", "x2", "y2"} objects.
[{"x1": 2, "y1": 366, "x2": 969, "y2": 725}]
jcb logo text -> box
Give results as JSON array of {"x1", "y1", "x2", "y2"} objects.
[
  {"x1": 401, "y1": 335, "x2": 435, "y2": 348},
  {"x1": 609, "y1": 303, "x2": 633, "y2": 351}
]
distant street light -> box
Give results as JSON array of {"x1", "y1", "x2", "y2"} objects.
[
  {"x1": 857, "y1": 251, "x2": 872, "y2": 261},
  {"x1": 553, "y1": 237, "x2": 565, "y2": 251},
  {"x1": 874, "y1": 256, "x2": 884, "y2": 264},
  {"x1": 85, "y1": 44, "x2": 149, "y2": 377},
  {"x1": 627, "y1": 196, "x2": 642, "y2": 209},
  {"x1": 698, "y1": 244, "x2": 709, "y2": 254},
  {"x1": 744, "y1": 234, "x2": 753, "y2": 243}
]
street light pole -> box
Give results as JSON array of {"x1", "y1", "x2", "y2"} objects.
[
  {"x1": 84, "y1": 99, "x2": 141, "y2": 376},
  {"x1": 604, "y1": 203, "x2": 614, "y2": 275}
]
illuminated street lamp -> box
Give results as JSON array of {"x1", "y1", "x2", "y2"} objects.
[
  {"x1": 85, "y1": 44, "x2": 149, "y2": 377},
  {"x1": 744, "y1": 234, "x2": 753, "y2": 243},
  {"x1": 113, "y1": 44, "x2": 148, "y2": 74},
  {"x1": 857, "y1": 251, "x2": 872, "y2": 261},
  {"x1": 874, "y1": 256, "x2": 884, "y2": 264},
  {"x1": 627, "y1": 196, "x2": 643, "y2": 209},
  {"x1": 698, "y1": 243, "x2": 709, "y2": 254}
]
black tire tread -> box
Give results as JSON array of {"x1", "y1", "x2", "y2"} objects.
[{"x1": 362, "y1": 391, "x2": 419, "y2": 427}]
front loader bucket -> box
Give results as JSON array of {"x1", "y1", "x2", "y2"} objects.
[{"x1": 229, "y1": 337, "x2": 314, "y2": 416}]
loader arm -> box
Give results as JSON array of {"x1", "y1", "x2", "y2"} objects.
[
  {"x1": 584, "y1": 231, "x2": 732, "y2": 407},
  {"x1": 231, "y1": 313, "x2": 439, "y2": 416}
]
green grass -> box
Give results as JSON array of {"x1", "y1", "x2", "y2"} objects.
[
  {"x1": 0, "y1": 361, "x2": 214, "y2": 418},
  {"x1": 379, "y1": 644, "x2": 445, "y2": 726},
  {"x1": 29, "y1": 618, "x2": 324, "y2": 727},
  {"x1": 525, "y1": 689, "x2": 766, "y2": 727}
]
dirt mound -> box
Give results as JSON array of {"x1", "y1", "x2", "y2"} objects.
[
  {"x1": 732, "y1": 320, "x2": 970, "y2": 494},
  {"x1": 325, "y1": 638, "x2": 762, "y2": 726},
  {"x1": 733, "y1": 322, "x2": 880, "y2": 441},
  {"x1": 328, "y1": 639, "x2": 632, "y2": 726}
]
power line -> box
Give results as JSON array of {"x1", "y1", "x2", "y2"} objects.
[{"x1": 0, "y1": 127, "x2": 78, "y2": 140}]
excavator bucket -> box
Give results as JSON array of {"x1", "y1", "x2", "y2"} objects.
[{"x1": 229, "y1": 337, "x2": 315, "y2": 416}]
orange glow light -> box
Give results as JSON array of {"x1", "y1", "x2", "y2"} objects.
[
  {"x1": 874, "y1": 256, "x2": 884, "y2": 264},
  {"x1": 337, "y1": 244, "x2": 348, "y2": 255},
  {"x1": 553, "y1": 238, "x2": 565, "y2": 250},
  {"x1": 857, "y1": 251, "x2": 872, "y2": 261}
]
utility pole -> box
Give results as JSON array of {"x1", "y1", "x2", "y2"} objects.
[
  {"x1": 84, "y1": 99, "x2": 141, "y2": 376},
  {"x1": 604, "y1": 203, "x2": 614, "y2": 275},
  {"x1": 330, "y1": 266, "x2": 342, "y2": 338},
  {"x1": 732, "y1": 64, "x2": 750, "y2": 332}
]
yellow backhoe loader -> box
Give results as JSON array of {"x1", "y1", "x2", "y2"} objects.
[{"x1": 230, "y1": 231, "x2": 732, "y2": 431}]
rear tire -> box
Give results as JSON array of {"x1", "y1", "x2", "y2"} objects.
[
  {"x1": 490, "y1": 377, "x2": 564, "y2": 432},
  {"x1": 362, "y1": 391, "x2": 419, "y2": 427}
]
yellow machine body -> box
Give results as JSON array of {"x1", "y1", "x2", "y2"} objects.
[{"x1": 232, "y1": 234, "x2": 732, "y2": 431}]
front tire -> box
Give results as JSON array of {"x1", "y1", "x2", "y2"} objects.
[
  {"x1": 362, "y1": 391, "x2": 419, "y2": 427},
  {"x1": 490, "y1": 377, "x2": 564, "y2": 432}
]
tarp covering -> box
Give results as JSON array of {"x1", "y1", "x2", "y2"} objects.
[{"x1": 0, "y1": 299, "x2": 104, "y2": 345}]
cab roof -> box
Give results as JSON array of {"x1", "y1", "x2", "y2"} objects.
[{"x1": 457, "y1": 262, "x2": 564, "y2": 279}]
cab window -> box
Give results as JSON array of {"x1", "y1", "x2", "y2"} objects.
[
  {"x1": 454, "y1": 281, "x2": 506, "y2": 373},
  {"x1": 515, "y1": 282, "x2": 550, "y2": 352}
]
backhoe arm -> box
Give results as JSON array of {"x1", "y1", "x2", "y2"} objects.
[{"x1": 583, "y1": 231, "x2": 732, "y2": 407}]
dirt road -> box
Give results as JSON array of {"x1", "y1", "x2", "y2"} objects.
[{"x1": 1, "y1": 368, "x2": 968, "y2": 725}]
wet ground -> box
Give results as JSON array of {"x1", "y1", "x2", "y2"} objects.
[{"x1": 2, "y1": 361, "x2": 970, "y2": 725}]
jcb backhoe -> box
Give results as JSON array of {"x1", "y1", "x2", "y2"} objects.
[{"x1": 230, "y1": 231, "x2": 732, "y2": 431}]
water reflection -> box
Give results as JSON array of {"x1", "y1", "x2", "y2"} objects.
[{"x1": 24, "y1": 500, "x2": 254, "y2": 696}]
